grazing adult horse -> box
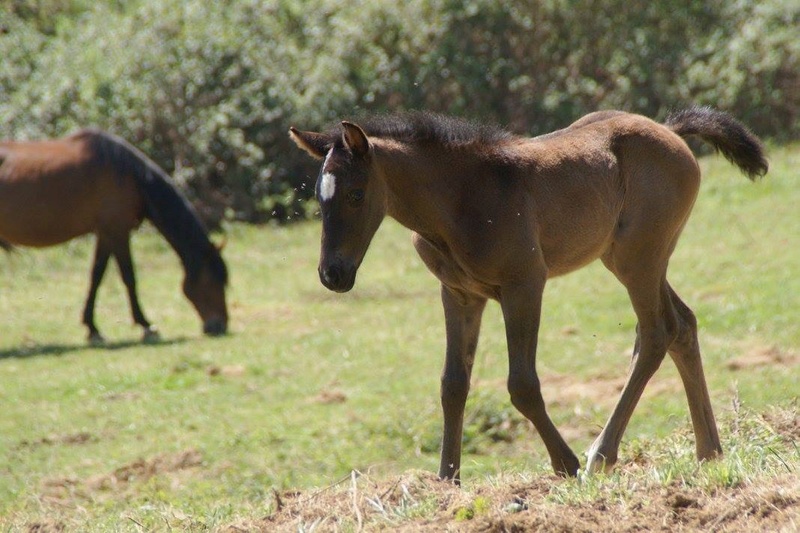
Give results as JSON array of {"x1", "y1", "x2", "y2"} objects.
[
  {"x1": 290, "y1": 106, "x2": 767, "y2": 481},
  {"x1": 0, "y1": 128, "x2": 229, "y2": 342}
]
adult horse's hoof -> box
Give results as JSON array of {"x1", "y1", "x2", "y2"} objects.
[
  {"x1": 203, "y1": 318, "x2": 227, "y2": 336},
  {"x1": 142, "y1": 326, "x2": 161, "y2": 343},
  {"x1": 88, "y1": 332, "x2": 105, "y2": 345}
]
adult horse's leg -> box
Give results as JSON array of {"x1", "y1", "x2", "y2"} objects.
[
  {"x1": 666, "y1": 285, "x2": 722, "y2": 461},
  {"x1": 83, "y1": 238, "x2": 111, "y2": 344},
  {"x1": 112, "y1": 234, "x2": 159, "y2": 342},
  {"x1": 501, "y1": 276, "x2": 580, "y2": 477},
  {"x1": 438, "y1": 286, "x2": 487, "y2": 483}
]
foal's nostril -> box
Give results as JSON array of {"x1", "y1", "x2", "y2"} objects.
[
  {"x1": 321, "y1": 265, "x2": 342, "y2": 287},
  {"x1": 319, "y1": 262, "x2": 356, "y2": 292}
]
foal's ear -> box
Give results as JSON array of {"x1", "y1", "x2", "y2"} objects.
[
  {"x1": 289, "y1": 127, "x2": 329, "y2": 160},
  {"x1": 341, "y1": 121, "x2": 370, "y2": 158}
]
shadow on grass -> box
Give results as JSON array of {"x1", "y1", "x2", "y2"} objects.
[{"x1": 0, "y1": 336, "x2": 190, "y2": 360}]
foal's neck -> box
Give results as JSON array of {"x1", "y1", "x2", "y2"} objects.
[{"x1": 374, "y1": 141, "x2": 457, "y2": 238}]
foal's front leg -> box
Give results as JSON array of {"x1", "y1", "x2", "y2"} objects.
[
  {"x1": 438, "y1": 286, "x2": 487, "y2": 483},
  {"x1": 500, "y1": 278, "x2": 580, "y2": 476}
]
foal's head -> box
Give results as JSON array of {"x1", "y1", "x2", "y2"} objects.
[{"x1": 290, "y1": 122, "x2": 387, "y2": 292}]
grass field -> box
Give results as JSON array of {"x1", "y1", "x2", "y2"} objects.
[{"x1": 0, "y1": 145, "x2": 798, "y2": 531}]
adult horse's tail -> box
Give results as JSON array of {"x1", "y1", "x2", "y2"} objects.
[{"x1": 665, "y1": 106, "x2": 768, "y2": 180}]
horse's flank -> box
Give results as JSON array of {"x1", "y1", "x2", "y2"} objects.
[{"x1": 0, "y1": 132, "x2": 138, "y2": 248}]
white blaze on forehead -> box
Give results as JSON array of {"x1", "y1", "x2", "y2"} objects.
[
  {"x1": 319, "y1": 172, "x2": 336, "y2": 202},
  {"x1": 319, "y1": 149, "x2": 336, "y2": 202}
]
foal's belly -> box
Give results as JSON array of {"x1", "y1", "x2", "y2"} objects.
[
  {"x1": 412, "y1": 233, "x2": 501, "y2": 300},
  {"x1": 540, "y1": 236, "x2": 613, "y2": 278}
]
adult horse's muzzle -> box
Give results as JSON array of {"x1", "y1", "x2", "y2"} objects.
[
  {"x1": 203, "y1": 317, "x2": 228, "y2": 336},
  {"x1": 319, "y1": 262, "x2": 357, "y2": 293}
]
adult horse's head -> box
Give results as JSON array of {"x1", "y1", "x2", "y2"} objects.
[
  {"x1": 183, "y1": 241, "x2": 229, "y2": 335},
  {"x1": 290, "y1": 122, "x2": 387, "y2": 293}
]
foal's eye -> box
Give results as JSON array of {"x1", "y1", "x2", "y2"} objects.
[{"x1": 347, "y1": 189, "x2": 365, "y2": 206}]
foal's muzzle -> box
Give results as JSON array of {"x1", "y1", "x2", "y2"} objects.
[{"x1": 319, "y1": 263, "x2": 356, "y2": 293}]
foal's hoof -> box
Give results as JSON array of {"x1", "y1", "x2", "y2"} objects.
[
  {"x1": 585, "y1": 452, "x2": 616, "y2": 475},
  {"x1": 554, "y1": 456, "x2": 581, "y2": 478},
  {"x1": 142, "y1": 326, "x2": 161, "y2": 343},
  {"x1": 88, "y1": 332, "x2": 106, "y2": 346}
]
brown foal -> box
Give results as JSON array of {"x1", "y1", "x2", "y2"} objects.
[{"x1": 290, "y1": 106, "x2": 767, "y2": 480}]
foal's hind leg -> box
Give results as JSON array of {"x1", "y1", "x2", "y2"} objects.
[
  {"x1": 112, "y1": 234, "x2": 159, "y2": 342},
  {"x1": 586, "y1": 273, "x2": 674, "y2": 473},
  {"x1": 666, "y1": 285, "x2": 722, "y2": 461}
]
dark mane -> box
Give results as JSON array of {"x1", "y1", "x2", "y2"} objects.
[
  {"x1": 329, "y1": 111, "x2": 514, "y2": 149},
  {"x1": 75, "y1": 128, "x2": 228, "y2": 285}
]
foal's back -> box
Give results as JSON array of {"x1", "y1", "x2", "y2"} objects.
[{"x1": 494, "y1": 112, "x2": 701, "y2": 278}]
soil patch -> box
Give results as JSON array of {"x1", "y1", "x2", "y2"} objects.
[
  {"x1": 16, "y1": 432, "x2": 97, "y2": 450},
  {"x1": 726, "y1": 344, "x2": 799, "y2": 371},
  {"x1": 38, "y1": 448, "x2": 203, "y2": 505},
  {"x1": 241, "y1": 470, "x2": 800, "y2": 532}
]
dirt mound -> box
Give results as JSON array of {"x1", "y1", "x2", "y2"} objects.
[
  {"x1": 239, "y1": 403, "x2": 800, "y2": 531},
  {"x1": 235, "y1": 470, "x2": 799, "y2": 532}
]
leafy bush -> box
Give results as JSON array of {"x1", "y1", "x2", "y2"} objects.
[{"x1": 1, "y1": 0, "x2": 796, "y2": 224}]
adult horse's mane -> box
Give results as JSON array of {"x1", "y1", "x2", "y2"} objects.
[
  {"x1": 75, "y1": 128, "x2": 227, "y2": 285},
  {"x1": 330, "y1": 111, "x2": 514, "y2": 149}
]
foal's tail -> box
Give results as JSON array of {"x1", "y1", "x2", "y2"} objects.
[
  {"x1": 0, "y1": 238, "x2": 14, "y2": 253},
  {"x1": 665, "y1": 106, "x2": 768, "y2": 180}
]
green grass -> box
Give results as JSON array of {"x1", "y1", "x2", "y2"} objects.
[{"x1": 0, "y1": 145, "x2": 798, "y2": 530}]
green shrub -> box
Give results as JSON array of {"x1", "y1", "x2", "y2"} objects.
[{"x1": 1, "y1": 0, "x2": 796, "y2": 224}]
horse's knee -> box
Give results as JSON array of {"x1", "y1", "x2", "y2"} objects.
[
  {"x1": 669, "y1": 305, "x2": 700, "y2": 357},
  {"x1": 507, "y1": 374, "x2": 542, "y2": 413},
  {"x1": 664, "y1": 288, "x2": 699, "y2": 351}
]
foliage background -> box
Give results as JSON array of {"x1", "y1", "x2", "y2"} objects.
[{"x1": 1, "y1": 0, "x2": 798, "y2": 223}]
